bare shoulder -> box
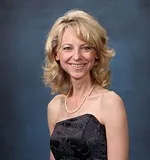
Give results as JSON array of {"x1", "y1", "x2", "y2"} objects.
[
  {"x1": 102, "y1": 90, "x2": 124, "y2": 107},
  {"x1": 47, "y1": 94, "x2": 64, "y2": 134},
  {"x1": 101, "y1": 91, "x2": 127, "y2": 124},
  {"x1": 48, "y1": 94, "x2": 64, "y2": 112}
]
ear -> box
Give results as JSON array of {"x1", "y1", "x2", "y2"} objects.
[
  {"x1": 55, "y1": 52, "x2": 60, "y2": 60},
  {"x1": 95, "y1": 56, "x2": 98, "y2": 60},
  {"x1": 94, "y1": 56, "x2": 98, "y2": 66},
  {"x1": 95, "y1": 53, "x2": 98, "y2": 60}
]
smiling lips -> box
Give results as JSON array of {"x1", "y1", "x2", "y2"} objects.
[{"x1": 70, "y1": 63, "x2": 86, "y2": 70}]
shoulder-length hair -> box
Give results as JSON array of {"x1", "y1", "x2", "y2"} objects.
[{"x1": 43, "y1": 9, "x2": 115, "y2": 94}]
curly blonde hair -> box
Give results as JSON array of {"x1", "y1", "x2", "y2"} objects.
[{"x1": 43, "y1": 9, "x2": 115, "y2": 94}]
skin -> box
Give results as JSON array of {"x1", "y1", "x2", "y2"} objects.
[
  {"x1": 55, "y1": 27, "x2": 97, "y2": 98},
  {"x1": 48, "y1": 28, "x2": 129, "y2": 160}
]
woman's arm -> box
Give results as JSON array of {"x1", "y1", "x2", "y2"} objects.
[
  {"x1": 47, "y1": 95, "x2": 61, "y2": 160},
  {"x1": 103, "y1": 92, "x2": 129, "y2": 160},
  {"x1": 47, "y1": 101, "x2": 55, "y2": 160},
  {"x1": 50, "y1": 151, "x2": 55, "y2": 160}
]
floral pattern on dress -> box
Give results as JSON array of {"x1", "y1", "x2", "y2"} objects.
[{"x1": 50, "y1": 114, "x2": 107, "y2": 160}]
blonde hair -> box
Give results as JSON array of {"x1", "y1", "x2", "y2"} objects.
[{"x1": 43, "y1": 9, "x2": 115, "y2": 94}]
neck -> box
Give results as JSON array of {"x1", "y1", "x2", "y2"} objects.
[{"x1": 69, "y1": 78, "x2": 95, "y2": 98}]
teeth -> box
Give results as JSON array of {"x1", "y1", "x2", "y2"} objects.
[{"x1": 71, "y1": 64, "x2": 84, "y2": 68}]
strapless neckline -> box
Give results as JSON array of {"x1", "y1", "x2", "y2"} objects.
[{"x1": 56, "y1": 113, "x2": 105, "y2": 127}]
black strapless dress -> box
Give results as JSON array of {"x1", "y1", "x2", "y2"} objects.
[{"x1": 50, "y1": 114, "x2": 107, "y2": 160}]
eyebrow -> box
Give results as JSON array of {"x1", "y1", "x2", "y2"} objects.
[
  {"x1": 61, "y1": 43, "x2": 72, "y2": 46},
  {"x1": 61, "y1": 43, "x2": 89, "y2": 46}
]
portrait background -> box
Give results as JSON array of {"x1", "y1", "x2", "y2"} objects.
[{"x1": 0, "y1": 0, "x2": 150, "y2": 160}]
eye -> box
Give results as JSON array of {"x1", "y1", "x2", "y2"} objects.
[
  {"x1": 82, "y1": 45, "x2": 93, "y2": 51},
  {"x1": 63, "y1": 46, "x2": 72, "y2": 51}
]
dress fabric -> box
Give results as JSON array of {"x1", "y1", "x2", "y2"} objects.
[{"x1": 50, "y1": 114, "x2": 107, "y2": 160}]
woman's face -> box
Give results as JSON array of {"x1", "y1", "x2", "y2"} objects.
[{"x1": 56, "y1": 28, "x2": 97, "y2": 80}]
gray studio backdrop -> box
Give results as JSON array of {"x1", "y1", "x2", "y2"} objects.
[{"x1": 0, "y1": 0, "x2": 150, "y2": 160}]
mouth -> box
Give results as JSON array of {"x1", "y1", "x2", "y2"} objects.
[{"x1": 69, "y1": 63, "x2": 86, "y2": 69}]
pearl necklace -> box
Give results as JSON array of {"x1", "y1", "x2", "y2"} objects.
[{"x1": 65, "y1": 83, "x2": 96, "y2": 114}]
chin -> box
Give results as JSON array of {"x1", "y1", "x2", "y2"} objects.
[{"x1": 70, "y1": 73, "x2": 88, "y2": 80}]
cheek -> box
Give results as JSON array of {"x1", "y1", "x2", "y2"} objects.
[
  {"x1": 58, "y1": 52, "x2": 71, "y2": 61},
  {"x1": 58, "y1": 54, "x2": 69, "y2": 68},
  {"x1": 83, "y1": 52, "x2": 96, "y2": 62}
]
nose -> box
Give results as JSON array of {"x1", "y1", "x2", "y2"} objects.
[{"x1": 73, "y1": 49, "x2": 81, "y2": 60}]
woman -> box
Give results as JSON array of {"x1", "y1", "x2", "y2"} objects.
[{"x1": 43, "y1": 9, "x2": 129, "y2": 160}]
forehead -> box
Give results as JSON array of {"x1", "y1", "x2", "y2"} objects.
[{"x1": 61, "y1": 28, "x2": 85, "y2": 45}]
